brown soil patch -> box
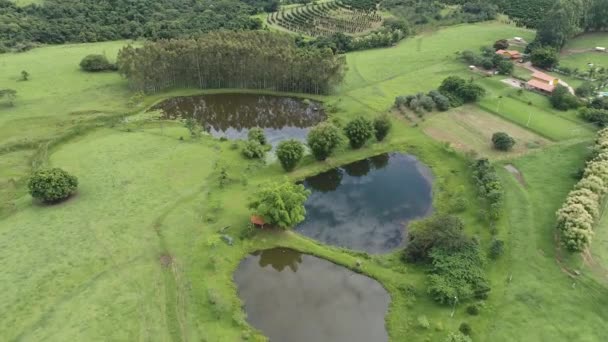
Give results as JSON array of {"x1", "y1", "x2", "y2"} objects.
[
  {"x1": 504, "y1": 164, "x2": 526, "y2": 186},
  {"x1": 421, "y1": 105, "x2": 549, "y2": 158},
  {"x1": 160, "y1": 254, "x2": 173, "y2": 268}
]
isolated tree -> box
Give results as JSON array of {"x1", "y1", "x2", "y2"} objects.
[
  {"x1": 307, "y1": 123, "x2": 341, "y2": 160},
  {"x1": 344, "y1": 116, "x2": 373, "y2": 149},
  {"x1": 530, "y1": 46, "x2": 559, "y2": 69},
  {"x1": 493, "y1": 39, "x2": 509, "y2": 50},
  {"x1": 276, "y1": 139, "x2": 304, "y2": 171},
  {"x1": 373, "y1": 115, "x2": 392, "y2": 142},
  {"x1": 79, "y1": 54, "x2": 115, "y2": 72},
  {"x1": 492, "y1": 132, "x2": 516, "y2": 151},
  {"x1": 248, "y1": 181, "x2": 311, "y2": 229},
  {"x1": 21, "y1": 70, "x2": 29, "y2": 81},
  {"x1": 248, "y1": 127, "x2": 267, "y2": 145},
  {"x1": 0, "y1": 89, "x2": 17, "y2": 106},
  {"x1": 28, "y1": 168, "x2": 78, "y2": 203}
]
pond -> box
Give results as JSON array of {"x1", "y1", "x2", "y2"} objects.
[
  {"x1": 150, "y1": 93, "x2": 326, "y2": 145},
  {"x1": 296, "y1": 153, "x2": 433, "y2": 253},
  {"x1": 234, "y1": 248, "x2": 390, "y2": 342}
]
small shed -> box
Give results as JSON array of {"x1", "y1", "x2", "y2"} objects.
[
  {"x1": 596, "y1": 47, "x2": 606, "y2": 52},
  {"x1": 250, "y1": 215, "x2": 266, "y2": 228},
  {"x1": 514, "y1": 37, "x2": 523, "y2": 42}
]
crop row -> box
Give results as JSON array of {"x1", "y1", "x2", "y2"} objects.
[{"x1": 268, "y1": 0, "x2": 381, "y2": 37}]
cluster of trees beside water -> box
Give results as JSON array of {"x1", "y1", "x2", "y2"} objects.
[
  {"x1": 116, "y1": 31, "x2": 346, "y2": 95},
  {"x1": 0, "y1": 0, "x2": 267, "y2": 51}
]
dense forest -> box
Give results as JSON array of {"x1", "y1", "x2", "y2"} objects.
[
  {"x1": 116, "y1": 31, "x2": 346, "y2": 95},
  {"x1": 532, "y1": 0, "x2": 608, "y2": 48},
  {"x1": 0, "y1": 0, "x2": 267, "y2": 50}
]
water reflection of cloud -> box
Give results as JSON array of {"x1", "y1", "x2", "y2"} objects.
[{"x1": 297, "y1": 153, "x2": 433, "y2": 253}]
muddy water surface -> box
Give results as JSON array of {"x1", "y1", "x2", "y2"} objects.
[{"x1": 234, "y1": 248, "x2": 390, "y2": 342}]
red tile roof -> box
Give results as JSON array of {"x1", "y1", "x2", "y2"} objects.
[
  {"x1": 527, "y1": 79, "x2": 555, "y2": 93},
  {"x1": 250, "y1": 215, "x2": 266, "y2": 226},
  {"x1": 531, "y1": 71, "x2": 557, "y2": 83},
  {"x1": 496, "y1": 50, "x2": 522, "y2": 58}
]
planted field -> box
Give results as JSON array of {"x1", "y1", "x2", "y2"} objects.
[
  {"x1": 422, "y1": 105, "x2": 549, "y2": 158},
  {"x1": 268, "y1": 1, "x2": 382, "y2": 37},
  {"x1": 476, "y1": 77, "x2": 594, "y2": 141}
]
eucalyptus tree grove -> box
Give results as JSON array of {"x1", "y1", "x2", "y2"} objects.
[{"x1": 116, "y1": 31, "x2": 346, "y2": 95}]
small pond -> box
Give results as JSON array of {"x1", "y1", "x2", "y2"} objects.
[
  {"x1": 234, "y1": 247, "x2": 390, "y2": 342},
  {"x1": 150, "y1": 93, "x2": 326, "y2": 145},
  {"x1": 296, "y1": 153, "x2": 433, "y2": 253}
]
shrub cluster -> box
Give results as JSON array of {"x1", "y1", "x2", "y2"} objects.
[
  {"x1": 491, "y1": 132, "x2": 516, "y2": 151},
  {"x1": 438, "y1": 76, "x2": 486, "y2": 107},
  {"x1": 28, "y1": 168, "x2": 78, "y2": 203},
  {"x1": 461, "y1": 47, "x2": 513, "y2": 75},
  {"x1": 550, "y1": 85, "x2": 581, "y2": 111},
  {"x1": 471, "y1": 158, "x2": 503, "y2": 222},
  {"x1": 242, "y1": 127, "x2": 269, "y2": 159},
  {"x1": 79, "y1": 54, "x2": 117, "y2": 72},
  {"x1": 404, "y1": 215, "x2": 490, "y2": 304},
  {"x1": 394, "y1": 90, "x2": 450, "y2": 115},
  {"x1": 556, "y1": 128, "x2": 608, "y2": 251},
  {"x1": 579, "y1": 107, "x2": 608, "y2": 127},
  {"x1": 579, "y1": 97, "x2": 608, "y2": 127}
]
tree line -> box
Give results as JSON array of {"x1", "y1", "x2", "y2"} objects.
[
  {"x1": 0, "y1": 0, "x2": 268, "y2": 51},
  {"x1": 116, "y1": 31, "x2": 346, "y2": 95},
  {"x1": 532, "y1": 0, "x2": 608, "y2": 48}
]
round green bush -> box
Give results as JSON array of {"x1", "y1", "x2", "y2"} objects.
[
  {"x1": 466, "y1": 305, "x2": 479, "y2": 316},
  {"x1": 242, "y1": 140, "x2": 266, "y2": 159},
  {"x1": 459, "y1": 322, "x2": 472, "y2": 336},
  {"x1": 28, "y1": 168, "x2": 78, "y2": 203},
  {"x1": 492, "y1": 132, "x2": 515, "y2": 151},
  {"x1": 373, "y1": 115, "x2": 392, "y2": 142},
  {"x1": 247, "y1": 127, "x2": 267, "y2": 145},
  {"x1": 344, "y1": 116, "x2": 373, "y2": 149},
  {"x1": 79, "y1": 54, "x2": 116, "y2": 72},
  {"x1": 276, "y1": 139, "x2": 305, "y2": 172},
  {"x1": 307, "y1": 123, "x2": 341, "y2": 161}
]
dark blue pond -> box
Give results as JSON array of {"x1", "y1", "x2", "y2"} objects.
[{"x1": 295, "y1": 153, "x2": 433, "y2": 253}]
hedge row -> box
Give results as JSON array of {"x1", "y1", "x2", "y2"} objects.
[{"x1": 556, "y1": 128, "x2": 608, "y2": 252}]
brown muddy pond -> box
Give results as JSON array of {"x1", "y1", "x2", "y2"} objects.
[
  {"x1": 234, "y1": 248, "x2": 390, "y2": 342},
  {"x1": 150, "y1": 93, "x2": 326, "y2": 145},
  {"x1": 296, "y1": 153, "x2": 433, "y2": 253}
]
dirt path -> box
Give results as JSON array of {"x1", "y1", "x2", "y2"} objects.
[{"x1": 504, "y1": 164, "x2": 526, "y2": 186}]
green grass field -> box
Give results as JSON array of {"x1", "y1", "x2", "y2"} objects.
[
  {"x1": 475, "y1": 77, "x2": 593, "y2": 141},
  {"x1": 564, "y1": 32, "x2": 608, "y2": 50},
  {"x1": 560, "y1": 52, "x2": 608, "y2": 70},
  {"x1": 1, "y1": 21, "x2": 606, "y2": 341},
  {"x1": 421, "y1": 104, "x2": 550, "y2": 159}
]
